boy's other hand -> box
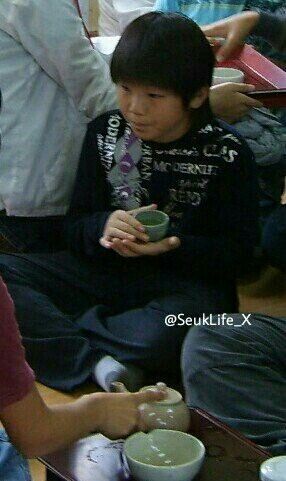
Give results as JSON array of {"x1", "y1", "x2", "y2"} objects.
[
  {"x1": 100, "y1": 204, "x2": 157, "y2": 248},
  {"x1": 210, "y1": 83, "x2": 263, "y2": 123},
  {"x1": 107, "y1": 236, "x2": 181, "y2": 257},
  {"x1": 203, "y1": 11, "x2": 260, "y2": 61}
]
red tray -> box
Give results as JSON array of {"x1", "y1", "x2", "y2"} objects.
[
  {"x1": 40, "y1": 408, "x2": 270, "y2": 481},
  {"x1": 216, "y1": 44, "x2": 286, "y2": 108}
]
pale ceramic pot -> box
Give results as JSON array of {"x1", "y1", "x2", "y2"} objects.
[
  {"x1": 124, "y1": 429, "x2": 205, "y2": 481},
  {"x1": 111, "y1": 382, "x2": 191, "y2": 432},
  {"x1": 138, "y1": 384, "x2": 191, "y2": 432}
]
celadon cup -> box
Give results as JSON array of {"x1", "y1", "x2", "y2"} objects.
[
  {"x1": 212, "y1": 67, "x2": 245, "y2": 85},
  {"x1": 124, "y1": 429, "x2": 205, "y2": 481},
  {"x1": 135, "y1": 210, "x2": 170, "y2": 242}
]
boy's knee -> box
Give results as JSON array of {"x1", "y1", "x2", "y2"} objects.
[
  {"x1": 0, "y1": 254, "x2": 20, "y2": 278},
  {"x1": 0, "y1": 253, "x2": 35, "y2": 286},
  {"x1": 181, "y1": 316, "x2": 250, "y2": 379},
  {"x1": 146, "y1": 325, "x2": 188, "y2": 374},
  {"x1": 181, "y1": 327, "x2": 207, "y2": 380}
]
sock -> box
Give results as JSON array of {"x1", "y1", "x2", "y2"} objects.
[{"x1": 93, "y1": 355, "x2": 145, "y2": 392}]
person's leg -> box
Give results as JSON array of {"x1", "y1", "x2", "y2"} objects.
[
  {"x1": 0, "y1": 252, "x2": 176, "y2": 391},
  {"x1": 0, "y1": 251, "x2": 238, "y2": 392},
  {"x1": 0, "y1": 252, "x2": 187, "y2": 391},
  {"x1": 87, "y1": 272, "x2": 238, "y2": 389},
  {"x1": 0, "y1": 252, "x2": 169, "y2": 391},
  {"x1": 262, "y1": 204, "x2": 286, "y2": 271},
  {"x1": 0, "y1": 431, "x2": 31, "y2": 481},
  {"x1": 0, "y1": 251, "x2": 101, "y2": 390},
  {"x1": 0, "y1": 215, "x2": 65, "y2": 253},
  {"x1": 182, "y1": 313, "x2": 286, "y2": 454}
]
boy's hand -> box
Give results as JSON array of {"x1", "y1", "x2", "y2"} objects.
[
  {"x1": 108, "y1": 236, "x2": 181, "y2": 257},
  {"x1": 86, "y1": 388, "x2": 165, "y2": 439},
  {"x1": 210, "y1": 83, "x2": 262, "y2": 123},
  {"x1": 100, "y1": 204, "x2": 157, "y2": 248}
]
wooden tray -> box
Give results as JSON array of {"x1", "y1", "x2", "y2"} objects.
[
  {"x1": 40, "y1": 408, "x2": 270, "y2": 481},
  {"x1": 217, "y1": 44, "x2": 286, "y2": 108}
]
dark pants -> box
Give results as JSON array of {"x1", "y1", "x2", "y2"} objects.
[
  {"x1": 182, "y1": 313, "x2": 286, "y2": 454},
  {"x1": 0, "y1": 251, "x2": 237, "y2": 391},
  {"x1": 262, "y1": 204, "x2": 286, "y2": 271},
  {"x1": 0, "y1": 215, "x2": 65, "y2": 253}
]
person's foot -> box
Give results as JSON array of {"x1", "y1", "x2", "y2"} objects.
[{"x1": 93, "y1": 355, "x2": 145, "y2": 392}]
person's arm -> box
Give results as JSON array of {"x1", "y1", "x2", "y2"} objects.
[
  {"x1": 163, "y1": 131, "x2": 260, "y2": 279},
  {"x1": 209, "y1": 82, "x2": 262, "y2": 123},
  {"x1": 65, "y1": 116, "x2": 159, "y2": 257},
  {"x1": 0, "y1": 279, "x2": 164, "y2": 457},
  {"x1": 254, "y1": 10, "x2": 286, "y2": 53},
  {"x1": 0, "y1": 0, "x2": 116, "y2": 121},
  {"x1": 64, "y1": 117, "x2": 113, "y2": 257},
  {"x1": 111, "y1": 131, "x2": 259, "y2": 277},
  {"x1": 203, "y1": 10, "x2": 286, "y2": 61},
  {"x1": 107, "y1": 129, "x2": 260, "y2": 275},
  {"x1": 1, "y1": 384, "x2": 163, "y2": 458}
]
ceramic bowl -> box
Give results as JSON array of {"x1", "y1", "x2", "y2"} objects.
[
  {"x1": 212, "y1": 67, "x2": 245, "y2": 85},
  {"x1": 124, "y1": 429, "x2": 205, "y2": 481}
]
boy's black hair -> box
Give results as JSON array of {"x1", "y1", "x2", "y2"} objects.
[{"x1": 110, "y1": 12, "x2": 215, "y2": 124}]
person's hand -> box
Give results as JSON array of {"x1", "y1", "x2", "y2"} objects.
[
  {"x1": 210, "y1": 82, "x2": 263, "y2": 123},
  {"x1": 108, "y1": 236, "x2": 181, "y2": 258},
  {"x1": 84, "y1": 388, "x2": 165, "y2": 439},
  {"x1": 203, "y1": 11, "x2": 260, "y2": 61},
  {"x1": 100, "y1": 204, "x2": 157, "y2": 248}
]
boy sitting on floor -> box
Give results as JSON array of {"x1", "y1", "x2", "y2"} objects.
[{"x1": 0, "y1": 12, "x2": 258, "y2": 393}]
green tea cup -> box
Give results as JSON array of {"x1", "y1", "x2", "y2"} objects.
[{"x1": 135, "y1": 210, "x2": 169, "y2": 242}]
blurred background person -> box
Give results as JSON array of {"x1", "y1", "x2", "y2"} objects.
[{"x1": 98, "y1": 0, "x2": 155, "y2": 36}]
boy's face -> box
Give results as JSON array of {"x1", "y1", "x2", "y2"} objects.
[{"x1": 117, "y1": 83, "x2": 191, "y2": 143}]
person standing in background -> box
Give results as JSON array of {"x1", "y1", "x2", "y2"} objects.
[
  {"x1": 79, "y1": 0, "x2": 90, "y2": 24},
  {"x1": 0, "y1": 0, "x2": 116, "y2": 254},
  {"x1": 153, "y1": 0, "x2": 286, "y2": 62},
  {"x1": 98, "y1": 0, "x2": 155, "y2": 36}
]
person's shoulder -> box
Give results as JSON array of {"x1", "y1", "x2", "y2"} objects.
[
  {"x1": 198, "y1": 119, "x2": 256, "y2": 174},
  {"x1": 210, "y1": 119, "x2": 254, "y2": 159},
  {"x1": 87, "y1": 110, "x2": 125, "y2": 133},
  {"x1": 211, "y1": 119, "x2": 250, "y2": 146}
]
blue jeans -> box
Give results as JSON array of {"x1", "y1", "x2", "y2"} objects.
[{"x1": 0, "y1": 431, "x2": 31, "y2": 481}]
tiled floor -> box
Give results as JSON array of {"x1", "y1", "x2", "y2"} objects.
[{"x1": 28, "y1": 267, "x2": 285, "y2": 480}]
